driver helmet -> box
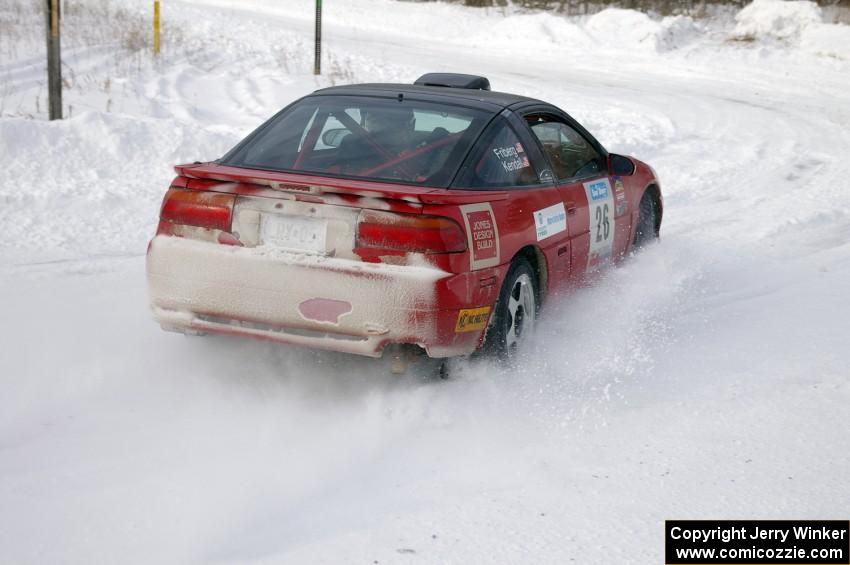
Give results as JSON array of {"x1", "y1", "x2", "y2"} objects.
[{"x1": 364, "y1": 106, "x2": 415, "y2": 135}]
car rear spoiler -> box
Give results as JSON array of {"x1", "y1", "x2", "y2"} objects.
[{"x1": 174, "y1": 163, "x2": 507, "y2": 205}]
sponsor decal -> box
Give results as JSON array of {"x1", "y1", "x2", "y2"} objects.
[
  {"x1": 492, "y1": 144, "x2": 529, "y2": 173},
  {"x1": 460, "y1": 203, "x2": 501, "y2": 270},
  {"x1": 613, "y1": 177, "x2": 625, "y2": 192},
  {"x1": 467, "y1": 211, "x2": 497, "y2": 261},
  {"x1": 614, "y1": 176, "x2": 627, "y2": 209},
  {"x1": 583, "y1": 178, "x2": 615, "y2": 272},
  {"x1": 455, "y1": 306, "x2": 492, "y2": 333},
  {"x1": 534, "y1": 202, "x2": 567, "y2": 241},
  {"x1": 587, "y1": 179, "x2": 610, "y2": 201}
]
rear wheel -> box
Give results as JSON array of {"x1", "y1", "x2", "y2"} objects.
[
  {"x1": 633, "y1": 191, "x2": 659, "y2": 248},
  {"x1": 484, "y1": 258, "x2": 538, "y2": 359}
]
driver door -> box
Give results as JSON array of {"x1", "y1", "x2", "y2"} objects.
[{"x1": 524, "y1": 113, "x2": 630, "y2": 274}]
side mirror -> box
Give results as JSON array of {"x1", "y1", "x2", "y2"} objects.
[
  {"x1": 610, "y1": 154, "x2": 636, "y2": 176},
  {"x1": 321, "y1": 128, "x2": 350, "y2": 148}
]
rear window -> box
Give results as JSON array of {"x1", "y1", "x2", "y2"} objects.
[{"x1": 221, "y1": 95, "x2": 492, "y2": 188}]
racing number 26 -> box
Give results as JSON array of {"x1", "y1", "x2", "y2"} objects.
[{"x1": 595, "y1": 204, "x2": 610, "y2": 243}]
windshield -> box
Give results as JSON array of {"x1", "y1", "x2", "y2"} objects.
[{"x1": 221, "y1": 95, "x2": 492, "y2": 188}]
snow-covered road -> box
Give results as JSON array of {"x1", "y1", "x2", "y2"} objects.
[{"x1": 1, "y1": 0, "x2": 848, "y2": 563}]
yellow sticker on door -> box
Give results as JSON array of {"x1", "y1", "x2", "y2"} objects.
[{"x1": 455, "y1": 307, "x2": 492, "y2": 333}]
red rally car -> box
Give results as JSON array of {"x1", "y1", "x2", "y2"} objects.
[{"x1": 146, "y1": 73, "x2": 662, "y2": 363}]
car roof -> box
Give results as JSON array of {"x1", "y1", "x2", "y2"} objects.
[{"x1": 311, "y1": 83, "x2": 544, "y2": 113}]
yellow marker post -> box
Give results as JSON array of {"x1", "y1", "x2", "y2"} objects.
[{"x1": 153, "y1": 1, "x2": 161, "y2": 56}]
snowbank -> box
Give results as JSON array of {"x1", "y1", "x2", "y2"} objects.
[
  {"x1": 473, "y1": 12, "x2": 594, "y2": 51},
  {"x1": 0, "y1": 112, "x2": 235, "y2": 262},
  {"x1": 731, "y1": 0, "x2": 850, "y2": 60},
  {"x1": 470, "y1": 8, "x2": 699, "y2": 54},
  {"x1": 800, "y1": 23, "x2": 850, "y2": 60},
  {"x1": 733, "y1": 0, "x2": 822, "y2": 41},
  {"x1": 585, "y1": 9, "x2": 699, "y2": 53}
]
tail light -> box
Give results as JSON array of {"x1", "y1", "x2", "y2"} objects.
[
  {"x1": 356, "y1": 210, "x2": 467, "y2": 254},
  {"x1": 160, "y1": 188, "x2": 235, "y2": 231}
]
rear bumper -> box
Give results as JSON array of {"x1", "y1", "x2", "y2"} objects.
[{"x1": 146, "y1": 236, "x2": 487, "y2": 358}]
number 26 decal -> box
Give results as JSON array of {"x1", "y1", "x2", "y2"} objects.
[
  {"x1": 594, "y1": 203, "x2": 610, "y2": 242},
  {"x1": 584, "y1": 179, "x2": 616, "y2": 272}
]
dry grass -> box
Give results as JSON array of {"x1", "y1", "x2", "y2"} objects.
[
  {"x1": 327, "y1": 54, "x2": 356, "y2": 86},
  {"x1": 0, "y1": 0, "x2": 189, "y2": 117},
  {"x1": 727, "y1": 33, "x2": 758, "y2": 43},
  {"x1": 0, "y1": 0, "x2": 183, "y2": 58}
]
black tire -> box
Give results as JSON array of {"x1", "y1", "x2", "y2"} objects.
[
  {"x1": 484, "y1": 258, "x2": 538, "y2": 359},
  {"x1": 633, "y1": 191, "x2": 659, "y2": 248}
]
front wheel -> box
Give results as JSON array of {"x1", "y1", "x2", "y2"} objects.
[
  {"x1": 633, "y1": 191, "x2": 659, "y2": 248},
  {"x1": 484, "y1": 258, "x2": 538, "y2": 359}
]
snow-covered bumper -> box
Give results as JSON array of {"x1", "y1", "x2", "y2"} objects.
[{"x1": 146, "y1": 236, "x2": 488, "y2": 358}]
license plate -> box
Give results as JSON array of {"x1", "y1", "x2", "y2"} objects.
[{"x1": 259, "y1": 214, "x2": 327, "y2": 254}]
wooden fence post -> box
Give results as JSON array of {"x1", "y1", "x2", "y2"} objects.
[
  {"x1": 45, "y1": 0, "x2": 62, "y2": 120},
  {"x1": 314, "y1": 0, "x2": 322, "y2": 75}
]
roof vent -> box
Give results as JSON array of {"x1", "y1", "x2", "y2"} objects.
[{"x1": 414, "y1": 73, "x2": 491, "y2": 91}]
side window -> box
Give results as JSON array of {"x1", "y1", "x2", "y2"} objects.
[
  {"x1": 453, "y1": 117, "x2": 541, "y2": 189},
  {"x1": 528, "y1": 117, "x2": 602, "y2": 181}
]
